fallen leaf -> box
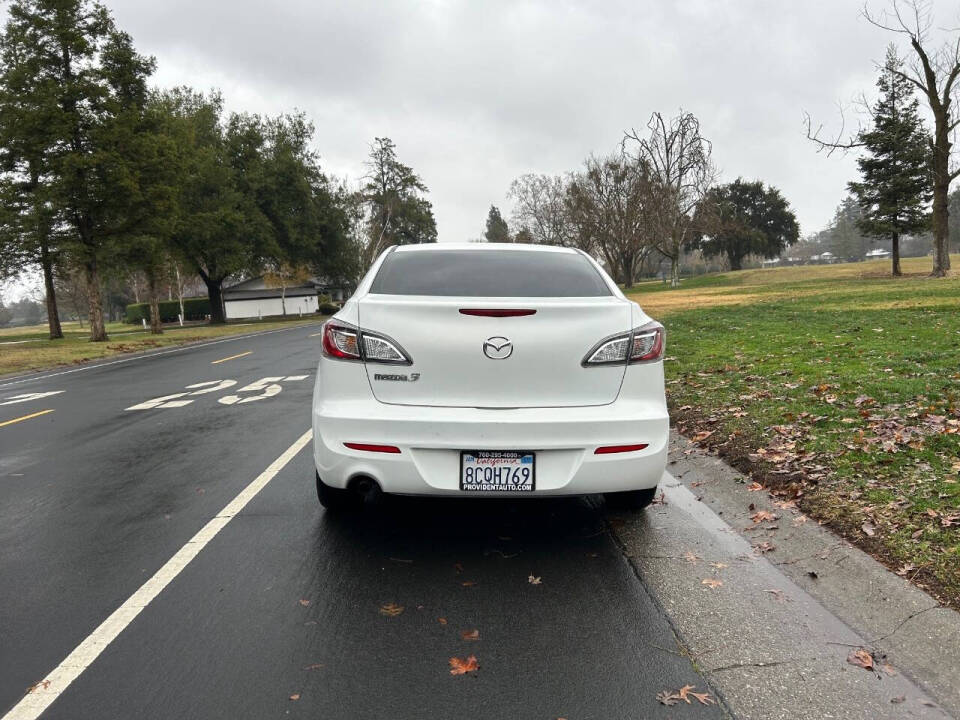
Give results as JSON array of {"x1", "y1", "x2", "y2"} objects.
[
  {"x1": 303, "y1": 663, "x2": 324, "y2": 671},
  {"x1": 461, "y1": 581, "x2": 476, "y2": 587},
  {"x1": 449, "y1": 655, "x2": 479, "y2": 675},
  {"x1": 691, "y1": 430, "x2": 714, "y2": 443},
  {"x1": 528, "y1": 575, "x2": 542, "y2": 585},
  {"x1": 437, "y1": 617, "x2": 447, "y2": 625},
  {"x1": 289, "y1": 693, "x2": 301, "y2": 701},
  {"x1": 882, "y1": 663, "x2": 897, "y2": 676},
  {"x1": 753, "y1": 541, "x2": 775, "y2": 554},
  {"x1": 710, "y1": 562, "x2": 728, "y2": 570},
  {"x1": 461, "y1": 629, "x2": 480, "y2": 641},
  {"x1": 847, "y1": 648, "x2": 874, "y2": 671},
  {"x1": 379, "y1": 602, "x2": 404, "y2": 617},
  {"x1": 26, "y1": 680, "x2": 50, "y2": 694},
  {"x1": 683, "y1": 550, "x2": 699, "y2": 563},
  {"x1": 656, "y1": 689, "x2": 681, "y2": 706},
  {"x1": 701, "y1": 578, "x2": 723, "y2": 589},
  {"x1": 298, "y1": 598, "x2": 310, "y2": 607},
  {"x1": 747, "y1": 482, "x2": 764, "y2": 491},
  {"x1": 861, "y1": 522, "x2": 876, "y2": 537},
  {"x1": 677, "y1": 685, "x2": 716, "y2": 706},
  {"x1": 751, "y1": 510, "x2": 777, "y2": 523}
]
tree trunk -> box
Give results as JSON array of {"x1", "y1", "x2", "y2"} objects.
[
  {"x1": 203, "y1": 276, "x2": 226, "y2": 324},
  {"x1": 40, "y1": 243, "x2": 63, "y2": 339},
  {"x1": 891, "y1": 232, "x2": 902, "y2": 277},
  {"x1": 931, "y1": 116, "x2": 952, "y2": 277},
  {"x1": 146, "y1": 266, "x2": 163, "y2": 335},
  {"x1": 728, "y1": 251, "x2": 743, "y2": 271},
  {"x1": 669, "y1": 255, "x2": 680, "y2": 287},
  {"x1": 83, "y1": 259, "x2": 108, "y2": 342}
]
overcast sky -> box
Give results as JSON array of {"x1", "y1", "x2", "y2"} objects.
[
  {"x1": 96, "y1": 0, "x2": 938, "y2": 244},
  {"x1": 9, "y1": 0, "x2": 960, "y2": 296}
]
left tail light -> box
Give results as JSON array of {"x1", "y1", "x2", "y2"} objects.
[
  {"x1": 322, "y1": 320, "x2": 411, "y2": 365},
  {"x1": 582, "y1": 321, "x2": 665, "y2": 366}
]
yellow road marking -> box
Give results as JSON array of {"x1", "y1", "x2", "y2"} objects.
[
  {"x1": 0, "y1": 409, "x2": 54, "y2": 428},
  {"x1": 211, "y1": 351, "x2": 252, "y2": 365}
]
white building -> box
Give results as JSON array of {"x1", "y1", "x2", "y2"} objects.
[{"x1": 222, "y1": 277, "x2": 350, "y2": 320}]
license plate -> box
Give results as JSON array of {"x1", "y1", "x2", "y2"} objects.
[{"x1": 460, "y1": 450, "x2": 535, "y2": 492}]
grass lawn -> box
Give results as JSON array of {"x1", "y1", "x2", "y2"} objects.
[
  {"x1": 627, "y1": 255, "x2": 960, "y2": 607},
  {"x1": 0, "y1": 316, "x2": 326, "y2": 378}
]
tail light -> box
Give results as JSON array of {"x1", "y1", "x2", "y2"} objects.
[
  {"x1": 322, "y1": 320, "x2": 411, "y2": 365},
  {"x1": 582, "y1": 322, "x2": 664, "y2": 366}
]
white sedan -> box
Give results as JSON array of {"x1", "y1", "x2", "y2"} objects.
[{"x1": 311, "y1": 243, "x2": 668, "y2": 511}]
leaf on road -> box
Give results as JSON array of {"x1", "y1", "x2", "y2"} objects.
[
  {"x1": 753, "y1": 541, "x2": 775, "y2": 554},
  {"x1": 461, "y1": 629, "x2": 480, "y2": 641},
  {"x1": 656, "y1": 689, "x2": 681, "y2": 706},
  {"x1": 701, "y1": 578, "x2": 723, "y2": 589},
  {"x1": 747, "y1": 482, "x2": 764, "y2": 491},
  {"x1": 710, "y1": 562, "x2": 728, "y2": 570},
  {"x1": 289, "y1": 693, "x2": 301, "y2": 701},
  {"x1": 461, "y1": 581, "x2": 477, "y2": 587},
  {"x1": 379, "y1": 602, "x2": 404, "y2": 617},
  {"x1": 678, "y1": 685, "x2": 716, "y2": 705},
  {"x1": 683, "y1": 550, "x2": 699, "y2": 563},
  {"x1": 26, "y1": 680, "x2": 50, "y2": 694},
  {"x1": 437, "y1": 617, "x2": 448, "y2": 625},
  {"x1": 847, "y1": 648, "x2": 874, "y2": 671},
  {"x1": 751, "y1": 510, "x2": 777, "y2": 523},
  {"x1": 303, "y1": 663, "x2": 324, "y2": 671},
  {"x1": 528, "y1": 575, "x2": 542, "y2": 585},
  {"x1": 449, "y1": 655, "x2": 479, "y2": 675},
  {"x1": 298, "y1": 599, "x2": 310, "y2": 607}
]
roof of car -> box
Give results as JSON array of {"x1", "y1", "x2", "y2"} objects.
[{"x1": 392, "y1": 243, "x2": 577, "y2": 254}]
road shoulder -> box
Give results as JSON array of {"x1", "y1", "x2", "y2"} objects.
[{"x1": 608, "y1": 431, "x2": 959, "y2": 719}]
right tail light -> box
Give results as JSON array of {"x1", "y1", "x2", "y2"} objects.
[{"x1": 583, "y1": 322, "x2": 665, "y2": 366}]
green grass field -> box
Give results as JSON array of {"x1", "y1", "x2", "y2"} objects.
[
  {"x1": 627, "y1": 255, "x2": 960, "y2": 606},
  {"x1": 0, "y1": 316, "x2": 326, "y2": 378}
]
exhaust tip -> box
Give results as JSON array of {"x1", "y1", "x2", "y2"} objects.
[{"x1": 348, "y1": 475, "x2": 383, "y2": 503}]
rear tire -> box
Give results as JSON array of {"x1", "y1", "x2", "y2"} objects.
[
  {"x1": 605, "y1": 486, "x2": 658, "y2": 511},
  {"x1": 316, "y1": 472, "x2": 362, "y2": 512}
]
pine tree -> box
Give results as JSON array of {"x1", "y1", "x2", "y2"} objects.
[
  {"x1": 848, "y1": 45, "x2": 931, "y2": 277},
  {"x1": 484, "y1": 205, "x2": 511, "y2": 243}
]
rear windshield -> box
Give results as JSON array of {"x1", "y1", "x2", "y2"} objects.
[{"x1": 370, "y1": 249, "x2": 612, "y2": 297}]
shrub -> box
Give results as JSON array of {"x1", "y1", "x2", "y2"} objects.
[
  {"x1": 318, "y1": 302, "x2": 339, "y2": 315},
  {"x1": 125, "y1": 297, "x2": 211, "y2": 324}
]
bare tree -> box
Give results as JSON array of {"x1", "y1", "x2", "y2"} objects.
[
  {"x1": 507, "y1": 174, "x2": 572, "y2": 246},
  {"x1": 624, "y1": 112, "x2": 717, "y2": 287},
  {"x1": 567, "y1": 154, "x2": 653, "y2": 287}
]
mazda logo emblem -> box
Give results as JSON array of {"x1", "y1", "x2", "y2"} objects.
[{"x1": 483, "y1": 336, "x2": 513, "y2": 360}]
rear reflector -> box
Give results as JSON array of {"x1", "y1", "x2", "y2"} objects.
[
  {"x1": 459, "y1": 309, "x2": 537, "y2": 317},
  {"x1": 594, "y1": 443, "x2": 649, "y2": 454},
  {"x1": 344, "y1": 442, "x2": 401, "y2": 454}
]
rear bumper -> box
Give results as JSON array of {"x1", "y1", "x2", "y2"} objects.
[{"x1": 312, "y1": 397, "x2": 668, "y2": 496}]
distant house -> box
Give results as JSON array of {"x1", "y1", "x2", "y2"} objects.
[
  {"x1": 809, "y1": 252, "x2": 836, "y2": 264},
  {"x1": 222, "y1": 276, "x2": 351, "y2": 320},
  {"x1": 865, "y1": 248, "x2": 891, "y2": 259}
]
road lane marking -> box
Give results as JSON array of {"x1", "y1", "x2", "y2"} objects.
[
  {"x1": 2, "y1": 429, "x2": 312, "y2": 720},
  {"x1": 0, "y1": 409, "x2": 55, "y2": 428},
  {"x1": 0, "y1": 391, "x2": 64, "y2": 406},
  {"x1": 211, "y1": 351, "x2": 252, "y2": 364},
  {"x1": 309, "y1": 332, "x2": 324, "y2": 337},
  {"x1": 0, "y1": 324, "x2": 322, "y2": 390}
]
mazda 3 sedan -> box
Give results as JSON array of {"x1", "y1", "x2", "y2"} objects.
[{"x1": 311, "y1": 243, "x2": 668, "y2": 511}]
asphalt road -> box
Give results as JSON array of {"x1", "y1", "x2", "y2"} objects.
[{"x1": 0, "y1": 323, "x2": 721, "y2": 719}]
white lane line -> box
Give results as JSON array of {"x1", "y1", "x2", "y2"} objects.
[
  {"x1": 0, "y1": 324, "x2": 322, "y2": 390},
  {"x1": 0, "y1": 391, "x2": 64, "y2": 406},
  {"x1": 3, "y1": 429, "x2": 312, "y2": 720}
]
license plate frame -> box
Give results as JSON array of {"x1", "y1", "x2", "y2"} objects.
[{"x1": 459, "y1": 450, "x2": 536, "y2": 492}]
